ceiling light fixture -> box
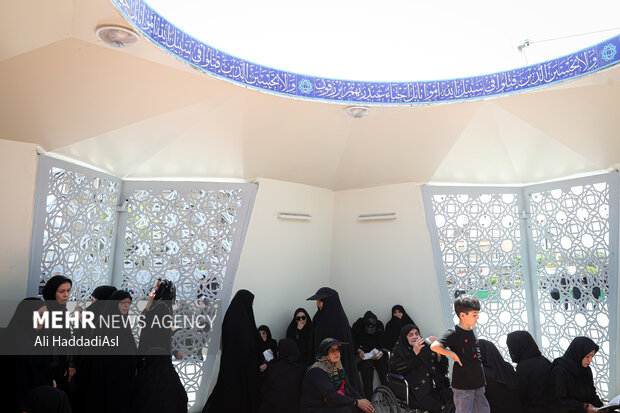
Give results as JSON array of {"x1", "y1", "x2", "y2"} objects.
[
  {"x1": 344, "y1": 106, "x2": 371, "y2": 119},
  {"x1": 95, "y1": 25, "x2": 139, "y2": 48}
]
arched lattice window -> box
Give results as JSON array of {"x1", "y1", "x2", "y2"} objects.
[{"x1": 422, "y1": 173, "x2": 618, "y2": 398}]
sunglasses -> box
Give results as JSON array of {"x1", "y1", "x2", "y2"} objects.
[
  {"x1": 328, "y1": 346, "x2": 341, "y2": 354},
  {"x1": 295, "y1": 315, "x2": 307, "y2": 321}
]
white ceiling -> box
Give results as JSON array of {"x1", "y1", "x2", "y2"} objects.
[{"x1": 1, "y1": 0, "x2": 619, "y2": 190}]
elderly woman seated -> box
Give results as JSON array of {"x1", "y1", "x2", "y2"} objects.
[
  {"x1": 300, "y1": 338, "x2": 374, "y2": 413},
  {"x1": 390, "y1": 324, "x2": 454, "y2": 413}
]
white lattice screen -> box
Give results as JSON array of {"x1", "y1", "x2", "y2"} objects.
[
  {"x1": 28, "y1": 156, "x2": 257, "y2": 411},
  {"x1": 422, "y1": 173, "x2": 619, "y2": 398}
]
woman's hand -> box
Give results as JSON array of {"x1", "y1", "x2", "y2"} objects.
[
  {"x1": 259, "y1": 363, "x2": 267, "y2": 373},
  {"x1": 67, "y1": 367, "x2": 76, "y2": 381},
  {"x1": 586, "y1": 404, "x2": 600, "y2": 413},
  {"x1": 358, "y1": 349, "x2": 365, "y2": 360},
  {"x1": 413, "y1": 338, "x2": 425, "y2": 355},
  {"x1": 357, "y1": 398, "x2": 375, "y2": 413}
]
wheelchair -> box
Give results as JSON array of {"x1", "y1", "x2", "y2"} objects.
[{"x1": 369, "y1": 350, "x2": 425, "y2": 413}]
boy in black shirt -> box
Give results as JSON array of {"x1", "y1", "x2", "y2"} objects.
[{"x1": 431, "y1": 294, "x2": 490, "y2": 413}]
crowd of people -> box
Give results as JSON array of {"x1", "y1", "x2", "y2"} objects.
[
  {"x1": 207, "y1": 287, "x2": 614, "y2": 413},
  {"x1": 1, "y1": 275, "x2": 187, "y2": 413},
  {"x1": 0, "y1": 277, "x2": 614, "y2": 413}
]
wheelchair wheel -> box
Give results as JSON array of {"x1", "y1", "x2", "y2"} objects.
[{"x1": 371, "y1": 385, "x2": 401, "y2": 413}]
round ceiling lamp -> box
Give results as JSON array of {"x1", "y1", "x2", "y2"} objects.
[
  {"x1": 95, "y1": 25, "x2": 139, "y2": 48},
  {"x1": 344, "y1": 106, "x2": 371, "y2": 118}
]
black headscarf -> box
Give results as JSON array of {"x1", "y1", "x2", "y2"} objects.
[
  {"x1": 203, "y1": 289, "x2": 262, "y2": 413},
  {"x1": 285, "y1": 308, "x2": 313, "y2": 365},
  {"x1": 130, "y1": 348, "x2": 188, "y2": 413},
  {"x1": 478, "y1": 339, "x2": 518, "y2": 388},
  {"x1": 552, "y1": 336, "x2": 598, "y2": 380},
  {"x1": 22, "y1": 385, "x2": 72, "y2": 413},
  {"x1": 258, "y1": 325, "x2": 278, "y2": 360},
  {"x1": 383, "y1": 304, "x2": 415, "y2": 350},
  {"x1": 2, "y1": 297, "x2": 47, "y2": 354},
  {"x1": 352, "y1": 311, "x2": 384, "y2": 353},
  {"x1": 92, "y1": 285, "x2": 117, "y2": 300},
  {"x1": 506, "y1": 331, "x2": 542, "y2": 363},
  {"x1": 308, "y1": 287, "x2": 362, "y2": 392},
  {"x1": 42, "y1": 275, "x2": 72, "y2": 310}
]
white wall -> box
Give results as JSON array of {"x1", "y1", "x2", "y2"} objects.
[
  {"x1": 233, "y1": 178, "x2": 334, "y2": 340},
  {"x1": 0, "y1": 139, "x2": 38, "y2": 326},
  {"x1": 330, "y1": 182, "x2": 447, "y2": 338}
]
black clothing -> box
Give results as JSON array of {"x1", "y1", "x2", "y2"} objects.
[
  {"x1": 383, "y1": 305, "x2": 415, "y2": 351},
  {"x1": 78, "y1": 291, "x2": 138, "y2": 413},
  {"x1": 551, "y1": 337, "x2": 603, "y2": 413},
  {"x1": 202, "y1": 289, "x2": 262, "y2": 413},
  {"x1": 300, "y1": 367, "x2": 362, "y2": 413},
  {"x1": 352, "y1": 311, "x2": 388, "y2": 398},
  {"x1": 130, "y1": 350, "x2": 188, "y2": 413},
  {"x1": 259, "y1": 339, "x2": 306, "y2": 413},
  {"x1": 478, "y1": 339, "x2": 521, "y2": 413},
  {"x1": 439, "y1": 325, "x2": 485, "y2": 389},
  {"x1": 286, "y1": 308, "x2": 313, "y2": 366},
  {"x1": 138, "y1": 301, "x2": 173, "y2": 356},
  {"x1": 390, "y1": 324, "x2": 452, "y2": 413},
  {"x1": 506, "y1": 331, "x2": 552, "y2": 413},
  {"x1": 309, "y1": 287, "x2": 362, "y2": 392},
  {"x1": 42, "y1": 276, "x2": 74, "y2": 394},
  {"x1": 23, "y1": 385, "x2": 72, "y2": 413},
  {"x1": 1, "y1": 298, "x2": 53, "y2": 413},
  {"x1": 258, "y1": 325, "x2": 278, "y2": 363}
]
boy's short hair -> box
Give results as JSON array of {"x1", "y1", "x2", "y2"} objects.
[{"x1": 454, "y1": 294, "x2": 481, "y2": 316}]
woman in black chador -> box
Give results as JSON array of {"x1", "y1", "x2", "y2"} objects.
[
  {"x1": 390, "y1": 324, "x2": 453, "y2": 413},
  {"x1": 258, "y1": 325, "x2": 278, "y2": 363},
  {"x1": 130, "y1": 347, "x2": 188, "y2": 413},
  {"x1": 286, "y1": 307, "x2": 313, "y2": 365},
  {"x1": 41, "y1": 275, "x2": 74, "y2": 393},
  {"x1": 307, "y1": 287, "x2": 362, "y2": 393},
  {"x1": 478, "y1": 339, "x2": 521, "y2": 413},
  {"x1": 383, "y1": 305, "x2": 415, "y2": 351},
  {"x1": 259, "y1": 338, "x2": 306, "y2": 413},
  {"x1": 506, "y1": 331, "x2": 552, "y2": 413},
  {"x1": 550, "y1": 337, "x2": 605, "y2": 413},
  {"x1": 79, "y1": 290, "x2": 138, "y2": 413},
  {"x1": 202, "y1": 289, "x2": 263, "y2": 413},
  {"x1": 1, "y1": 297, "x2": 53, "y2": 412},
  {"x1": 351, "y1": 311, "x2": 388, "y2": 399},
  {"x1": 138, "y1": 279, "x2": 175, "y2": 357}
]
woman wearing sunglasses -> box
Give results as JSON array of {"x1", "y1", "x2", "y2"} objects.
[
  {"x1": 300, "y1": 338, "x2": 374, "y2": 413},
  {"x1": 286, "y1": 308, "x2": 313, "y2": 365}
]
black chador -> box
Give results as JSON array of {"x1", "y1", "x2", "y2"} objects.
[
  {"x1": 383, "y1": 305, "x2": 415, "y2": 351},
  {"x1": 506, "y1": 331, "x2": 552, "y2": 413},
  {"x1": 351, "y1": 310, "x2": 388, "y2": 398},
  {"x1": 78, "y1": 290, "x2": 138, "y2": 413},
  {"x1": 259, "y1": 339, "x2": 306, "y2": 413},
  {"x1": 479, "y1": 339, "x2": 521, "y2": 413},
  {"x1": 202, "y1": 289, "x2": 263, "y2": 413},
  {"x1": 307, "y1": 287, "x2": 362, "y2": 393},
  {"x1": 286, "y1": 308, "x2": 313, "y2": 366},
  {"x1": 41, "y1": 275, "x2": 74, "y2": 394},
  {"x1": 390, "y1": 324, "x2": 452, "y2": 413},
  {"x1": 130, "y1": 349, "x2": 188, "y2": 413},
  {"x1": 550, "y1": 337, "x2": 603, "y2": 413},
  {"x1": 0, "y1": 298, "x2": 53, "y2": 412},
  {"x1": 258, "y1": 325, "x2": 278, "y2": 363}
]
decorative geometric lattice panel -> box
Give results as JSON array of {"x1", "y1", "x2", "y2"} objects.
[
  {"x1": 528, "y1": 182, "x2": 612, "y2": 395},
  {"x1": 425, "y1": 191, "x2": 529, "y2": 360},
  {"x1": 120, "y1": 187, "x2": 245, "y2": 409},
  {"x1": 38, "y1": 164, "x2": 120, "y2": 301}
]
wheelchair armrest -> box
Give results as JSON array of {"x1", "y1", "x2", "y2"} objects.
[
  {"x1": 387, "y1": 372, "x2": 405, "y2": 381},
  {"x1": 386, "y1": 373, "x2": 409, "y2": 406}
]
